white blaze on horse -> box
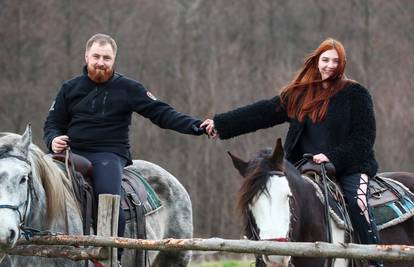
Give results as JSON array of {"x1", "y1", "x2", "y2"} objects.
[
  {"x1": 230, "y1": 138, "x2": 414, "y2": 267},
  {"x1": 0, "y1": 126, "x2": 193, "y2": 267}
]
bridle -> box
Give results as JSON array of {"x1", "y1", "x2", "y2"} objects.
[
  {"x1": 0, "y1": 153, "x2": 35, "y2": 239},
  {"x1": 247, "y1": 170, "x2": 292, "y2": 243},
  {"x1": 247, "y1": 207, "x2": 291, "y2": 243},
  {"x1": 246, "y1": 169, "x2": 293, "y2": 267},
  {"x1": 247, "y1": 207, "x2": 290, "y2": 266}
]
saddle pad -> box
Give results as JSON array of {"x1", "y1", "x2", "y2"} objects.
[
  {"x1": 305, "y1": 173, "x2": 414, "y2": 231},
  {"x1": 302, "y1": 172, "x2": 351, "y2": 231},
  {"x1": 370, "y1": 176, "x2": 414, "y2": 230},
  {"x1": 121, "y1": 167, "x2": 162, "y2": 220}
]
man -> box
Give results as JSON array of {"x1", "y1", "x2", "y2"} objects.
[{"x1": 44, "y1": 33, "x2": 204, "y2": 264}]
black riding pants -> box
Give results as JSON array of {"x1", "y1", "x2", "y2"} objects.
[
  {"x1": 71, "y1": 150, "x2": 127, "y2": 239},
  {"x1": 339, "y1": 173, "x2": 380, "y2": 245}
]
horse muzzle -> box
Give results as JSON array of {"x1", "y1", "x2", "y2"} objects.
[{"x1": 0, "y1": 211, "x2": 20, "y2": 248}]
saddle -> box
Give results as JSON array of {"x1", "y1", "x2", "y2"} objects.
[
  {"x1": 52, "y1": 152, "x2": 163, "y2": 267},
  {"x1": 52, "y1": 152, "x2": 95, "y2": 236},
  {"x1": 298, "y1": 160, "x2": 336, "y2": 178},
  {"x1": 369, "y1": 176, "x2": 414, "y2": 230},
  {"x1": 52, "y1": 152, "x2": 93, "y2": 178},
  {"x1": 298, "y1": 161, "x2": 414, "y2": 231}
]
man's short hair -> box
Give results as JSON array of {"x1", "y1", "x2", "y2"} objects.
[{"x1": 85, "y1": 34, "x2": 117, "y2": 56}]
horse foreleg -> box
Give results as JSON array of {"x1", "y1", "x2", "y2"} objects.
[
  {"x1": 263, "y1": 255, "x2": 291, "y2": 267},
  {"x1": 0, "y1": 254, "x2": 9, "y2": 267}
]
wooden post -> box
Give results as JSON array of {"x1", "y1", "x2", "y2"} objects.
[{"x1": 97, "y1": 194, "x2": 120, "y2": 267}]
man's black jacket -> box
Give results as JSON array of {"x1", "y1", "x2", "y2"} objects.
[
  {"x1": 44, "y1": 67, "x2": 203, "y2": 162},
  {"x1": 213, "y1": 83, "x2": 378, "y2": 177}
]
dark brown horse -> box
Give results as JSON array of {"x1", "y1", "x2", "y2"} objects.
[{"x1": 230, "y1": 138, "x2": 414, "y2": 267}]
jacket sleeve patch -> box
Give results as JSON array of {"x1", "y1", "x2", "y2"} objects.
[
  {"x1": 146, "y1": 91, "x2": 157, "y2": 101},
  {"x1": 49, "y1": 100, "x2": 56, "y2": 111}
]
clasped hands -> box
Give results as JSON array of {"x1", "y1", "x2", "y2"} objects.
[
  {"x1": 200, "y1": 119, "x2": 217, "y2": 138},
  {"x1": 199, "y1": 119, "x2": 330, "y2": 164}
]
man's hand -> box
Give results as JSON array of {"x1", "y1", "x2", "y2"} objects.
[
  {"x1": 313, "y1": 153, "x2": 330, "y2": 164},
  {"x1": 51, "y1": 135, "x2": 69, "y2": 153},
  {"x1": 200, "y1": 119, "x2": 217, "y2": 138}
]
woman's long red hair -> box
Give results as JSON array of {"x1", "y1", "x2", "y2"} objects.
[{"x1": 280, "y1": 38, "x2": 352, "y2": 123}]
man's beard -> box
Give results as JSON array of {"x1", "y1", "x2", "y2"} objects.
[{"x1": 87, "y1": 64, "x2": 113, "y2": 83}]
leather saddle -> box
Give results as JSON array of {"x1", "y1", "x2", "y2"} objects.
[
  {"x1": 52, "y1": 152, "x2": 150, "y2": 267},
  {"x1": 51, "y1": 152, "x2": 150, "y2": 227},
  {"x1": 298, "y1": 160, "x2": 336, "y2": 178},
  {"x1": 52, "y1": 152, "x2": 96, "y2": 236},
  {"x1": 52, "y1": 152, "x2": 93, "y2": 178},
  {"x1": 298, "y1": 159, "x2": 414, "y2": 230}
]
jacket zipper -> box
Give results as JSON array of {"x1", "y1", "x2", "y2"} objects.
[
  {"x1": 91, "y1": 87, "x2": 98, "y2": 112},
  {"x1": 102, "y1": 91, "x2": 108, "y2": 115}
]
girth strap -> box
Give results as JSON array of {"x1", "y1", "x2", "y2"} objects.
[
  {"x1": 134, "y1": 199, "x2": 147, "y2": 267},
  {"x1": 122, "y1": 176, "x2": 147, "y2": 267}
]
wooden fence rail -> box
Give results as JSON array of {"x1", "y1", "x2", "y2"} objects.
[
  {"x1": 3, "y1": 236, "x2": 413, "y2": 262},
  {"x1": 1, "y1": 245, "x2": 107, "y2": 261},
  {"x1": 1, "y1": 195, "x2": 413, "y2": 264}
]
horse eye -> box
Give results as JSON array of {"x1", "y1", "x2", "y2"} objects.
[{"x1": 19, "y1": 176, "x2": 28, "y2": 184}]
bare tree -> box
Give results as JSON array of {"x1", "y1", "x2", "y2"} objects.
[{"x1": 0, "y1": 0, "x2": 412, "y2": 240}]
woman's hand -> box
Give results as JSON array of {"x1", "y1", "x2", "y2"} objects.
[
  {"x1": 313, "y1": 153, "x2": 330, "y2": 164},
  {"x1": 200, "y1": 119, "x2": 218, "y2": 138}
]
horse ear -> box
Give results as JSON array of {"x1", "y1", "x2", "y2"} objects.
[
  {"x1": 18, "y1": 124, "x2": 32, "y2": 155},
  {"x1": 271, "y1": 138, "x2": 284, "y2": 169},
  {"x1": 283, "y1": 158, "x2": 301, "y2": 179},
  {"x1": 227, "y1": 151, "x2": 248, "y2": 177}
]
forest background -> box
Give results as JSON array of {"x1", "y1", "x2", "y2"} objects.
[{"x1": 1, "y1": 0, "x2": 413, "y2": 239}]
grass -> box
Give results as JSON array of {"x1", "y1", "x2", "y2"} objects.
[{"x1": 189, "y1": 260, "x2": 253, "y2": 267}]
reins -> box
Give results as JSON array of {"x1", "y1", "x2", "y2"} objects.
[
  {"x1": 63, "y1": 148, "x2": 74, "y2": 234},
  {"x1": 296, "y1": 155, "x2": 334, "y2": 267},
  {"x1": 295, "y1": 155, "x2": 355, "y2": 267},
  {"x1": 295, "y1": 155, "x2": 333, "y2": 243},
  {"x1": 321, "y1": 163, "x2": 333, "y2": 243}
]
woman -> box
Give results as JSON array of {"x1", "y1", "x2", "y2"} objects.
[{"x1": 201, "y1": 38, "x2": 383, "y2": 267}]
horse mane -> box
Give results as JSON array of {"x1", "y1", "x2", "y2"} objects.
[
  {"x1": 28, "y1": 144, "x2": 80, "y2": 224},
  {"x1": 237, "y1": 148, "x2": 280, "y2": 239}
]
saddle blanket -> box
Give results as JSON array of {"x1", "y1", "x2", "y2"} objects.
[
  {"x1": 304, "y1": 173, "x2": 414, "y2": 231},
  {"x1": 370, "y1": 176, "x2": 414, "y2": 230},
  {"x1": 52, "y1": 159, "x2": 163, "y2": 222},
  {"x1": 121, "y1": 167, "x2": 163, "y2": 221}
]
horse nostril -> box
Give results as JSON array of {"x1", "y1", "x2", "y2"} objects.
[{"x1": 8, "y1": 229, "x2": 16, "y2": 245}]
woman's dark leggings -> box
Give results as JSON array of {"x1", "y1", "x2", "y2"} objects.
[
  {"x1": 72, "y1": 150, "x2": 126, "y2": 260},
  {"x1": 339, "y1": 173, "x2": 383, "y2": 266}
]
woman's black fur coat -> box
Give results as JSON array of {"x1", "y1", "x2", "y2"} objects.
[{"x1": 213, "y1": 83, "x2": 378, "y2": 177}]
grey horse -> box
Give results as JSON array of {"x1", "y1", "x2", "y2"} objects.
[{"x1": 0, "y1": 126, "x2": 193, "y2": 267}]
